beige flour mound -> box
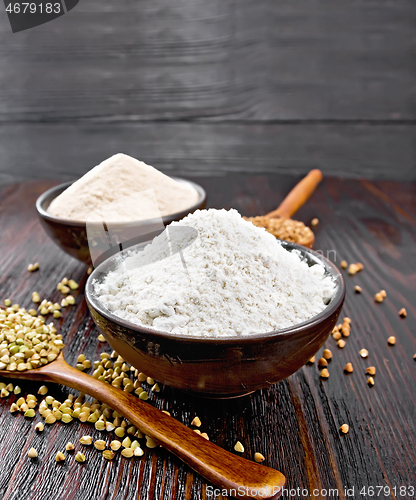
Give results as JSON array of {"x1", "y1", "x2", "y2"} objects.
[{"x1": 48, "y1": 153, "x2": 200, "y2": 222}]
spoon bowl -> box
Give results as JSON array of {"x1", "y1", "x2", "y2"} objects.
[{"x1": 245, "y1": 169, "x2": 323, "y2": 248}]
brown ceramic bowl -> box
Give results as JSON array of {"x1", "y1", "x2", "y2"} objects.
[
  {"x1": 35, "y1": 179, "x2": 206, "y2": 265},
  {"x1": 85, "y1": 240, "x2": 345, "y2": 398}
]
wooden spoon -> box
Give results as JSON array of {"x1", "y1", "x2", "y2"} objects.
[
  {"x1": 0, "y1": 351, "x2": 285, "y2": 499},
  {"x1": 245, "y1": 169, "x2": 323, "y2": 248}
]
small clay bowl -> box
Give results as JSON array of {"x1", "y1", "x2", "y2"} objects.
[
  {"x1": 86, "y1": 240, "x2": 345, "y2": 398},
  {"x1": 36, "y1": 178, "x2": 206, "y2": 265}
]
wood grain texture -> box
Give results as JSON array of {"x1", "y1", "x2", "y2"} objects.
[
  {"x1": 0, "y1": 177, "x2": 415, "y2": 500},
  {"x1": 265, "y1": 169, "x2": 322, "y2": 219},
  {"x1": 0, "y1": 0, "x2": 415, "y2": 182},
  {"x1": 0, "y1": 355, "x2": 286, "y2": 499},
  {"x1": 0, "y1": 0, "x2": 415, "y2": 122},
  {"x1": 0, "y1": 122, "x2": 415, "y2": 183}
]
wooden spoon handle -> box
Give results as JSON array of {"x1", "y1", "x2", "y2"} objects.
[
  {"x1": 37, "y1": 356, "x2": 286, "y2": 499},
  {"x1": 265, "y1": 169, "x2": 323, "y2": 219}
]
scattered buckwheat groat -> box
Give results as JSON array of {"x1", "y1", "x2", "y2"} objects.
[
  {"x1": 134, "y1": 447, "x2": 144, "y2": 457},
  {"x1": 333, "y1": 330, "x2": 341, "y2": 340},
  {"x1": 399, "y1": 308, "x2": 407, "y2": 318},
  {"x1": 344, "y1": 363, "x2": 353, "y2": 373},
  {"x1": 323, "y1": 349, "x2": 332, "y2": 360},
  {"x1": 234, "y1": 441, "x2": 244, "y2": 453},
  {"x1": 94, "y1": 440, "x2": 106, "y2": 451},
  {"x1": 80, "y1": 436, "x2": 93, "y2": 446},
  {"x1": 75, "y1": 452, "x2": 86, "y2": 463},
  {"x1": 121, "y1": 448, "x2": 134, "y2": 458},
  {"x1": 348, "y1": 264, "x2": 358, "y2": 275},
  {"x1": 9, "y1": 403, "x2": 18, "y2": 413},
  {"x1": 348, "y1": 262, "x2": 364, "y2": 276},
  {"x1": 387, "y1": 336, "x2": 396, "y2": 346},
  {"x1": 359, "y1": 349, "x2": 369, "y2": 358},
  {"x1": 110, "y1": 440, "x2": 122, "y2": 451},
  {"x1": 339, "y1": 424, "x2": 349, "y2": 434},
  {"x1": 145, "y1": 437, "x2": 159, "y2": 449},
  {"x1": 341, "y1": 319, "x2": 351, "y2": 337},
  {"x1": 191, "y1": 416, "x2": 202, "y2": 427},
  {"x1": 103, "y1": 450, "x2": 115, "y2": 460},
  {"x1": 38, "y1": 386, "x2": 48, "y2": 396},
  {"x1": 367, "y1": 377, "x2": 375, "y2": 387},
  {"x1": 318, "y1": 358, "x2": 328, "y2": 367},
  {"x1": 122, "y1": 437, "x2": 132, "y2": 449},
  {"x1": 254, "y1": 452, "x2": 265, "y2": 463},
  {"x1": 366, "y1": 367, "x2": 376, "y2": 376}
]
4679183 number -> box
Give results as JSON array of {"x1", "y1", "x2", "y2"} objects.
[
  {"x1": 358, "y1": 485, "x2": 415, "y2": 497},
  {"x1": 5, "y1": 3, "x2": 61, "y2": 14}
]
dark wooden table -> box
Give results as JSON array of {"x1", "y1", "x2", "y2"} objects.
[{"x1": 0, "y1": 175, "x2": 415, "y2": 500}]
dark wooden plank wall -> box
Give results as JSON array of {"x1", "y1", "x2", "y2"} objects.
[
  {"x1": 0, "y1": 122, "x2": 415, "y2": 185},
  {"x1": 0, "y1": 0, "x2": 415, "y2": 182}
]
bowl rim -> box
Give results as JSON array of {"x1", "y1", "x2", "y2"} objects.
[
  {"x1": 85, "y1": 239, "x2": 346, "y2": 345},
  {"x1": 35, "y1": 178, "x2": 207, "y2": 227}
]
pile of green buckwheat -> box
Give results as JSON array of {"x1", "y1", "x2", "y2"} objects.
[
  {"x1": 1, "y1": 273, "x2": 264, "y2": 465},
  {"x1": 1, "y1": 342, "x2": 213, "y2": 463},
  {"x1": 0, "y1": 302, "x2": 64, "y2": 371},
  {"x1": 0, "y1": 297, "x2": 214, "y2": 464}
]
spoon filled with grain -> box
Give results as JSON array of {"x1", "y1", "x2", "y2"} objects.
[
  {"x1": 0, "y1": 304, "x2": 285, "y2": 500},
  {"x1": 244, "y1": 169, "x2": 323, "y2": 248}
]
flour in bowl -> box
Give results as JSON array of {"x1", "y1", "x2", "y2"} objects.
[
  {"x1": 95, "y1": 209, "x2": 336, "y2": 337},
  {"x1": 48, "y1": 153, "x2": 200, "y2": 222}
]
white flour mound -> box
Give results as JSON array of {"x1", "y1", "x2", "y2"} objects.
[
  {"x1": 95, "y1": 209, "x2": 336, "y2": 337},
  {"x1": 48, "y1": 153, "x2": 200, "y2": 222}
]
